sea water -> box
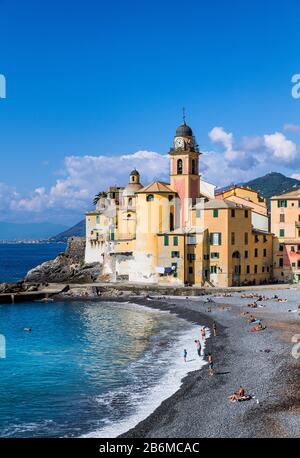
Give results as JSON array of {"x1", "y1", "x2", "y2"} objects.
[
  {"x1": 0, "y1": 300, "x2": 207, "y2": 438},
  {"x1": 0, "y1": 243, "x2": 66, "y2": 283}
]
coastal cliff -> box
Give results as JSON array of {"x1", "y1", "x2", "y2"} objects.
[{"x1": 25, "y1": 237, "x2": 103, "y2": 283}]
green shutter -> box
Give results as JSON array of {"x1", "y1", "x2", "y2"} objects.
[
  {"x1": 164, "y1": 235, "x2": 169, "y2": 246},
  {"x1": 284, "y1": 200, "x2": 287, "y2": 208},
  {"x1": 173, "y1": 236, "x2": 178, "y2": 246},
  {"x1": 213, "y1": 209, "x2": 218, "y2": 218}
]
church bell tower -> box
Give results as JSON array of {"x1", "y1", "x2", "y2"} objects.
[{"x1": 169, "y1": 113, "x2": 201, "y2": 225}]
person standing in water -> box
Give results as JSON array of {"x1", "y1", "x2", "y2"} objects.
[
  {"x1": 195, "y1": 340, "x2": 201, "y2": 357},
  {"x1": 208, "y1": 353, "x2": 214, "y2": 376},
  {"x1": 200, "y1": 327, "x2": 206, "y2": 341},
  {"x1": 183, "y1": 349, "x2": 187, "y2": 363}
]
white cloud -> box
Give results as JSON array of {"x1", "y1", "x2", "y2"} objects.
[
  {"x1": 1, "y1": 127, "x2": 300, "y2": 224},
  {"x1": 284, "y1": 123, "x2": 300, "y2": 134},
  {"x1": 264, "y1": 132, "x2": 298, "y2": 162}
]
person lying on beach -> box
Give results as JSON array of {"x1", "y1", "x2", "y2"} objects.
[
  {"x1": 228, "y1": 386, "x2": 245, "y2": 402},
  {"x1": 247, "y1": 314, "x2": 256, "y2": 323},
  {"x1": 251, "y1": 323, "x2": 266, "y2": 332}
]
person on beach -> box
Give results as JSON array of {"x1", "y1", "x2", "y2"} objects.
[
  {"x1": 228, "y1": 386, "x2": 246, "y2": 402},
  {"x1": 212, "y1": 321, "x2": 217, "y2": 337},
  {"x1": 200, "y1": 327, "x2": 206, "y2": 340},
  {"x1": 195, "y1": 340, "x2": 201, "y2": 357},
  {"x1": 207, "y1": 353, "x2": 214, "y2": 376},
  {"x1": 183, "y1": 349, "x2": 187, "y2": 363}
]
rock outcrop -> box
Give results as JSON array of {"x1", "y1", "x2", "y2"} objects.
[{"x1": 25, "y1": 237, "x2": 103, "y2": 283}]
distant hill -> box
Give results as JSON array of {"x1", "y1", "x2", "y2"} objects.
[
  {"x1": 49, "y1": 220, "x2": 85, "y2": 242},
  {"x1": 242, "y1": 172, "x2": 300, "y2": 206},
  {"x1": 0, "y1": 222, "x2": 67, "y2": 241}
]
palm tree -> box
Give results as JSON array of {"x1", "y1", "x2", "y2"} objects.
[{"x1": 93, "y1": 192, "x2": 107, "y2": 206}]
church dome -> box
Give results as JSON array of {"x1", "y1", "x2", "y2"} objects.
[
  {"x1": 130, "y1": 169, "x2": 140, "y2": 177},
  {"x1": 176, "y1": 123, "x2": 193, "y2": 137}
]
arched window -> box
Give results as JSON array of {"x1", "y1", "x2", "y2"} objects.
[
  {"x1": 146, "y1": 194, "x2": 154, "y2": 202},
  {"x1": 177, "y1": 159, "x2": 183, "y2": 175},
  {"x1": 232, "y1": 251, "x2": 241, "y2": 259},
  {"x1": 191, "y1": 159, "x2": 196, "y2": 175},
  {"x1": 128, "y1": 197, "x2": 132, "y2": 206}
]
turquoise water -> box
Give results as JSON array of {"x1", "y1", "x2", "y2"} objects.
[
  {"x1": 0, "y1": 300, "x2": 191, "y2": 437},
  {"x1": 0, "y1": 243, "x2": 66, "y2": 283}
]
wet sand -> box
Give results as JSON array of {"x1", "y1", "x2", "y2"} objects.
[{"x1": 120, "y1": 288, "x2": 300, "y2": 438}]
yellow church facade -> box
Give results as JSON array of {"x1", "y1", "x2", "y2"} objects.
[{"x1": 85, "y1": 121, "x2": 274, "y2": 287}]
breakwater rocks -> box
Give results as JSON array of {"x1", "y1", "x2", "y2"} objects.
[{"x1": 25, "y1": 237, "x2": 103, "y2": 284}]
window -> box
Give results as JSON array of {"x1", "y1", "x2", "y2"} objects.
[
  {"x1": 210, "y1": 266, "x2": 217, "y2": 274},
  {"x1": 279, "y1": 229, "x2": 285, "y2": 237},
  {"x1": 127, "y1": 213, "x2": 131, "y2": 218},
  {"x1": 231, "y1": 232, "x2": 235, "y2": 245},
  {"x1": 210, "y1": 233, "x2": 222, "y2": 246},
  {"x1": 279, "y1": 258, "x2": 284, "y2": 267},
  {"x1": 255, "y1": 235, "x2": 259, "y2": 243},
  {"x1": 146, "y1": 194, "x2": 154, "y2": 202},
  {"x1": 203, "y1": 254, "x2": 209, "y2": 260},
  {"x1": 298, "y1": 200, "x2": 300, "y2": 208},
  {"x1": 291, "y1": 246, "x2": 295, "y2": 252},
  {"x1": 96, "y1": 215, "x2": 100, "y2": 224},
  {"x1": 262, "y1": 266, "x2": 265, "y2": 273},
  {"x1": 263, "y1": 248, "x2": 267, "y2": 257},
  {"x1": 191, "y1": 159, "x2": 196, "y2": 175},
  {"x1": 280, "y1": 214, "x2": 285, "y2": 223},
  {"x1": 173, "y1": 236, "x2": 178, "y2": 246},
  {"x1": 164, "y1": 235, "x2": 169, "y2": 246},
  {"x1": 196, "y1": 208, "x2": 201, "y2": 218},
  {"x1": 231, "y1": 209, "x2": 236, "y2": 218},
  {"x1": 244, "y1": 232, "x2": 248, "y2": 245},
  {"x1": 263, "y1": 235, "x2": 267, "y2": 243},
  {"x1": 277, "y1": 200, "x2": 287, "y2": 208},
  {"x1": 245, "y1": 210, "x2": 249, "y2": 218},
  {"x1": 177, "y1": 159, "x2": 183, "y2": 175},
  {"x1": 244, "y1": 250, "x2": 248, "y2": 259},
  {"x1": 246, "y1": 265, "x2": 250, "y2": 274},
  {"x1": 255, "y1": 248, "x2": 258, "y2": 257},
  {"x1": 292, "y1": 263, "x2": 296, "y2": 268},
  {"x1": 254, "y1": 265, "x2": 258, "y2": 274},
  {"x1": 189, "y1": 267, "x2": 193, "y2": 274},
  {"x1": 169, "y1": 212, "x2": 174, "y2": 231},
  {"x1": 211, "y1": 252, "x2": 220, "y2": 259},
  {"x1": 213, "y1": 209, "x2": 219, "y2": 218},
  {"x1": 279, "y1": 244, "x2": 284, "y2": 252},
  {"x1": 110, "y1": 231, "x2": 115, "y2": 241},
  {"x1": 171, "y1": 251, "x2": 180, "y2": 258},
  {"x1": 298, "y1": 260, "x2": 300, "y2": 268},
  {"x1": 234, "y1": 265, "x2": 241, "y2": 275},
  {"x1": 128, "y1": 197, "x2": 132, "y2": 206},
  {"x1": 187, "y1": 253, "x2": 196, "y2": 262}
]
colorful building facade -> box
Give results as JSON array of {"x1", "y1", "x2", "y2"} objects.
[{"x1": 85, "y1": 121, "x2": 275, "y2": 287}]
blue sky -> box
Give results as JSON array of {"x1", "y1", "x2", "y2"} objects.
[{"x1": 0, "y1": 0, "x2": 300, "y2": 225}]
